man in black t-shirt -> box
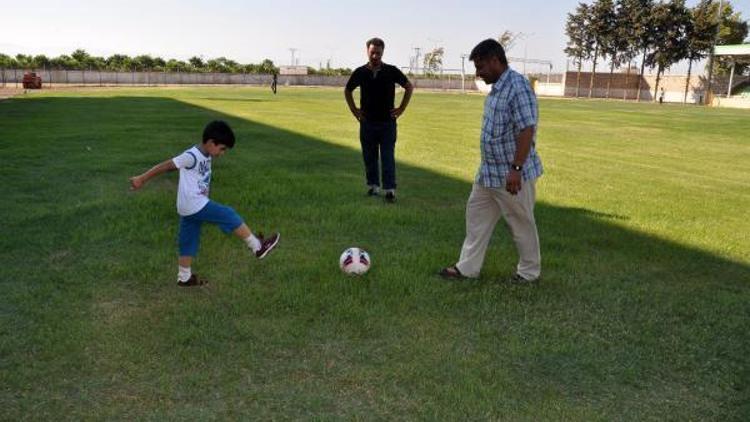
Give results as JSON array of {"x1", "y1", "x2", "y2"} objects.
[{"x1": 345, "y1": 37, "x2": 414, "y2": 203}]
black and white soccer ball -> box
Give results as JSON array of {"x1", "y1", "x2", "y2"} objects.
[{"x1": 339, "y1": 247, "x2": 371, "y2": 275}]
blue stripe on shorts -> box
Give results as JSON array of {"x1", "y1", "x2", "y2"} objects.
[{"x1": 178, "y1": 200, "x2": 244, "y2": 256}]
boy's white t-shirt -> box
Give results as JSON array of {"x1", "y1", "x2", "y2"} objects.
[{"x1": 172, "y1": 146, "x2": 211, "y2": 216}]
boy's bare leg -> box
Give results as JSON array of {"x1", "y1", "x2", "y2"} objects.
[
  {"x1": 233, "y1": 223, "x2": 262, "y2": 253},
  {"x1": 233, "y1": 223, "x2": 252, "y2": 239},
  {"x1": 233, "y1": 223, "x2": 280, "y2": 258},
  {"x1": 178, "y1": 256, "x2": 193, "y2": 267}
]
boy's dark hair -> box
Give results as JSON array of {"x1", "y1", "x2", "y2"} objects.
[
  {"x1": 469, "y1": 39, "x2": 508, "y2": 65},
  {"x1": 366, "y1": 37, "x2": 385, "y2": 49},
  {"x1": 202, "y1": 120, "x2": 235, "y2": 148}
]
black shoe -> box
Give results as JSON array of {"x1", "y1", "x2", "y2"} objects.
[
  {"x1": 508, "y1": 273, "x2": 538, "y2": 284},
  {"x1": 384, "y1": 192, "x2": 396, "y2": 203},
  {"x1": 177, "y1": 274, "x2": 208, "y2": 287},
  {"x1": 255, "y1": 232, "x2": 280, "y2": 259},
  {"x1": 367, "y1": 187, "x2": 380, "y2": 196}
]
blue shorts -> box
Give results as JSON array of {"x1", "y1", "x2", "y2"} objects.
[{"x1": 178, "y1": 201, "x2": 244, "y2": 257}]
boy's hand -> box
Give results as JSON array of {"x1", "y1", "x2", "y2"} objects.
[{"x1": 129, "y1": 176, "x2": 144, "y2": 191}]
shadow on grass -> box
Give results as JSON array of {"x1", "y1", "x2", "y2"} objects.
[
  {"x1": 197, "y1": 97, "x2": 270, "y2": 102},
  {"x1": 1, "y1": 95, "x2": 748, "y2": 419}
]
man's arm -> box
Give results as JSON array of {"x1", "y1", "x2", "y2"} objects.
[
  {"x1": 129, "y1": 159, "x2": 177, "y2": 191},
  {"x1": 391, "y1": 82, "x2": 414, "y2": 119},
  {"x1": 505, "y1": 126, "x2": 535, "y2": 195},
  {"x1": 344, "y1": 88, "x2": 363, "y2": 121}
]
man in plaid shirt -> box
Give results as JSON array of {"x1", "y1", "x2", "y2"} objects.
[{"x1": 441, "y1": 39, "x2": 543, "y2": 283}]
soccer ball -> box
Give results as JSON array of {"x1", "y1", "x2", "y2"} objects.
[{"x1": 339, "y1": 247, "x2": 371, "y2": 275}]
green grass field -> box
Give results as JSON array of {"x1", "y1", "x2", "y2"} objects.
[{"x1": 1, "y1": 86, "x2": 749, "y2": 419}]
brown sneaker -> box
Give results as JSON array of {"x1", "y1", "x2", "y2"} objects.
[
  {"x1": 255, "y1": 232, "x2": 280, "y2": 259},
  {"x1": 177, "y1": 274, "x2": 208, "y2": 287}
]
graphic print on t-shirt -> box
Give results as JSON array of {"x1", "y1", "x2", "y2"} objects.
[
  {"x1": 198, "y1": 160, "x2": 211, "y2": 197},
  {"x1": 173, "y1": 146, "x2": 212, "y2": 216}
]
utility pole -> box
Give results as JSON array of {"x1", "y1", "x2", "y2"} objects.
[
  {"x1": 289, "y1": 48, "x2": 297, "y2": 66},
  {"x1": 705, "y1": 0, "x2": 723, "y2": 105},
  {"x1": 413, "y1": 47, "x2": 421, "y2": 75},
  {"x1": 460, "y1": 53, "x2": 468, "y2": 93}
]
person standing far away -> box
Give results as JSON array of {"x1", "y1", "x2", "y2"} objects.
[
  {"x1": 439, "y1": 39, "x2": 544, "y2": 284},
  {"x1": 344, "y1": 37, "x2": 414, "y2": 203},
  {"x1": 271, "y1": 70, "x2": 278, "y2": 95}
]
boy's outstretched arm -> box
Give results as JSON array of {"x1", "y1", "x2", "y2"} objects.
[{"x1": 129, "y1": 159, "x2": 177, "y2": 190}]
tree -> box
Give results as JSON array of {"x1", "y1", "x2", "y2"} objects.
[
  {"x1": 152, "y1": 57, "x2": 167, "y2": 71},
  {"x1": 50, "y1": 55, "x2": 78, "y2": 70},
  {"x1": 423, "y1": 47, "x2": 444, "y2": 76},
  {"x1": 14, "y1": 54, "x2": 34, "y2": 69},
  {"x1": 71, "y1": 49, "x2": 91, "y2": 69},
  {"x1": 646, "y1": 0, "x2": 691, "y2": 102},
  {"x1": 587, "y1": 0, "x2": 617, "y2": 98},
  {"x1": 0, "y1": 54, "x2": 17, "y2": 69},
  {"x1": 133, "y1": 55, "x2": 155, "y2": 71},
  {"x1": 684, "y1": 0, "x2": 717, "y2": 102},
  {"x1": 497, "y1": 30, "x2": 522, "y2": 53},
  {"x1": 565, "y1": 3, "x2": 594, "y2": 97},
  {"x1": 165, "y1": 59, "x2": 189, "y2": 72},
  {"x1": 259, "y1": 59, "x2": 277, "y2": 74},
  {"x1": 602, "y1": 0, "x2": 634, "y2": 98},
  {"x1": 188, "y1": 56, "x2": 205, "y2": 72},
  {"x1": 711, "y1": 2, "x2": 749, "y2": 76},
  {"x1": 624, "y1": 0, "x2": 655, "y2": 101},
  {"x1": 106, "y1": 54, "x2": 133, "y2": 71},
  {"x1": 614, "y1": 0, "x2": 644, "y2": 99},
  {"x1": 31, "y1": 55, "x2": 50, "y2": 70}
]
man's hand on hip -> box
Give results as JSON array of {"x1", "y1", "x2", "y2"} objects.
[{"x1": 390, "y1": 107, "x2": 405, "y2": 119}]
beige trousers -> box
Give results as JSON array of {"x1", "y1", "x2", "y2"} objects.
[{"x1": 455, "y1": 181, "x2": 541, "y2": 280}]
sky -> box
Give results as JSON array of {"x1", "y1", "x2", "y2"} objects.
[{"x1": 1, "y1": 0, "x2": 748, "y2": 75}]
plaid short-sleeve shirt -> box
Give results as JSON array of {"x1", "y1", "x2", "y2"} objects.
[{"x1": 476, "y1": 68, "x2": 543, "y2": 188}]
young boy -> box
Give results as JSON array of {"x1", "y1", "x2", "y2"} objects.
[{"x1": 129, "y1": 120, "x2": 280, "y2": 287}]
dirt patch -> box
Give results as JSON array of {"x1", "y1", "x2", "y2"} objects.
[{"x1": 0, "y1": 87, "x2": 24, "y2": 100}]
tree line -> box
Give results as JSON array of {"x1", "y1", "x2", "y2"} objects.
[
  {"x1": 564, "y1": 0, "x2": 748, "y2": 102},
  {"x1": 0, "y1": 49, "x2": 353, "y2": 76}
]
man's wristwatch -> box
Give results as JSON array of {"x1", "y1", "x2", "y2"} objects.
[{"x1": 511, "y1": 164, "x2": 523, "y2": 172}]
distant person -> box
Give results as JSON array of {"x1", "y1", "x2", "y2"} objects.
[
  {"x1": 659, "y1": 87, "x2": 665, "y2": 104},
  {"x1": 129, "y1": 120, "x2": 280, "y2": 286},
  {"x1": 344, "y1": 37, "x2": 414, "y2": 203},
  {"x1": 271, "y1": 71, "x2": 278, "y2": 95},
  {"x1": 440, "y1": 39, "x2": 543, "y2": 283}
]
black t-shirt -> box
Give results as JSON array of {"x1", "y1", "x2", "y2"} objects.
[{"x1": 345, "y1": 64, "x2": 409, "y2": 122}]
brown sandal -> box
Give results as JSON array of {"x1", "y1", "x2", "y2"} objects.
[{"x1": 439, "y1": 265, "x2": 465, "y2": 279}]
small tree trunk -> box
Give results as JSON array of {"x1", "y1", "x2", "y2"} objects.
[
  {"x1": 636, "y1": 49, "x2": 647, "y2": 101},
  {"x1": 575, "y1": 59, "x2": 582, "y2": 97},
  {"x1": 623, "y1": 60, "x2": 631, "y2": 100},
  {"x1": 654, "y1": 66, "x2": 663, "y2": 102},
  {"x1": 589, "y1": 45, "x2": 599, "y2": 98},
  {"x1": 606, "y1": 61, "x2": 615, "y2": 99},
  {"x1": 684, "y1": 59, "x2": 693, "y2": 104}
]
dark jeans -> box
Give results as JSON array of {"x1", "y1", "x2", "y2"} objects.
[{"x1": 359, "y1": 120, "x2": 397, "y2": 190}]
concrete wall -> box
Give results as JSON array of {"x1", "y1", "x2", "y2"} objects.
[
  {"x1": 563, "y1": 71, "x2": 750, "y2": 103},
  {"x1": 0, "y1": 69, "x2": 478, "y2": 91},
  {"x1": 0, "y1": 69, "x2": 274, "y2": 86},
  {"x1": 712, "y1": 96, "x2": 750, "y2": 109}
]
